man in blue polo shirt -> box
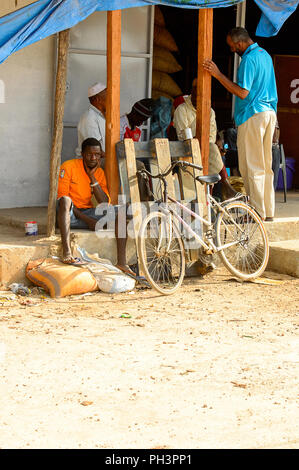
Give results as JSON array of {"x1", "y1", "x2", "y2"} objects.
[{"x1": 203, "y1": 27, "x2": 278, "y2": 221}]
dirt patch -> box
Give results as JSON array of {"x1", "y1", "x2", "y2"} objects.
[{"x1": 0, "y1": 268, "x2": 298, "y2": 449}]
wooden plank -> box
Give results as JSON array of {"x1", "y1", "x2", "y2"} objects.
[
  {"x1": 116, "y1": 140, "x2": 193, "y2": 160},
  {"x1": 188, "y1": 139, "x2": 205, "y2": 206},
  {"x1": 184, "y1": 138, "x2": 205, "y2": 261},
  {"x1": 106, "y1": 10, "x2": 121, "y2": 205},
  {"x1": 172, "y1": 138, "x2": 204, "y2": 204},
  {"x1": 124, "y1": 139, "x2": 144, "y2": 275},
  {"x1": 47, "y1": 29, "x2": 70, "y2": 237},
  {"x1": 196, "y1": 9, "x2": 213, "y2": 175},
  {"x1": 153, "y1": 139, "x2": 176, "y2": 199}
]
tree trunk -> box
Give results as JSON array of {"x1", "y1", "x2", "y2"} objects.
[{"x1": 47, "y1": 29, "x2": 70, "y2": 236}]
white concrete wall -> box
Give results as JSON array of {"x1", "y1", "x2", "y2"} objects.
[
  {"x1": 0, "y1": 1, "x2": 38, "y2": 19},
  {"x1": 0, "y1": 37, "x2": 54, "y2": 208}
]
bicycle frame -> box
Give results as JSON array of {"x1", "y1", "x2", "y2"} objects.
[
  {"x1": 160, "y1": 180, "x2": 246, "y2": 255},
  {"x1": 138, "y1": 161, "x2": 248, "y2": 255}
]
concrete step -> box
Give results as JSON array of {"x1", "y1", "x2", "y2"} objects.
[
  {"x1": 263, "y1": 217, "x2": 299, "y2": 242},
  {"x1": 0, "y1": 236, "x2": 60, "y2": 286},
  {"x1": 0, "y1": 207, "x2": 298, "y2": 241},
  {"x1": 1, "y1": 233, "x2": 298, "y2": 287},
  {"x1": 268, "y1": 239, "x2": 299, "y2": 278},
  {"x1": 1, "y1": 212, "x2": 298, "y2": 286},
  {"x1": 0, "y1": 226, "x2": 136, "y2": 287}
]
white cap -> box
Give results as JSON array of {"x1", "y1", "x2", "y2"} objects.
[{"x1": 88, "y1": 82, "x2": 106, "y2": 98}]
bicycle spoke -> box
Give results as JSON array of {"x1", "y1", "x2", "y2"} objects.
[{"x1": 139, "y1": 212, "x2": 185, "y2": 294}]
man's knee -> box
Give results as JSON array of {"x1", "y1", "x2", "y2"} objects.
[{"x1": 57, "y1": 196, "x2": 72, "y2": 213}]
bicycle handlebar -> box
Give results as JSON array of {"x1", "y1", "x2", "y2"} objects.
[
  {"x1": 137, "y1": 160, "x2": 203, "y2": 180},
  {"x1": 181, "y1": 160, "x2": 203, "y2": 171}
]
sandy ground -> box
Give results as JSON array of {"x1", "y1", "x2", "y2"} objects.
[{"x1": 0, "y1": 267, "x2": 298, "y2": 450}]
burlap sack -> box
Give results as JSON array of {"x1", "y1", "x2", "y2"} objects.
[
  {"x1": 152, "y1": 70, "x2": 182, "y2": 97},
  {"x1": 26, "y1": 258, "x2": 98, "y2": 298},
  {"x1": 228, "y1": 176, "x2": 246, "y2": 194},
  {"x1": 153, "y1": 46, "x2": 182, "y2": 73},
  {"x1": 152, "y1": 89, "x2": 174, "y2": 101},
  {"x1": 154, "y1": 24, "x2": 178, "y2": 52},
  {"x1": 154, "y1": 6, "x2": 165, "y2": 27}
]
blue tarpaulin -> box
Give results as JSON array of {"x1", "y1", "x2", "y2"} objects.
[
  {"x1": 254, "y1": 0, "x2": 299, "y2": 37},
  {"x1": 0, "y1": 0, "x2": 242, "y2": 64},
  {"x1": 0, "y1": 0, "x2": 297, "y2": 64}
]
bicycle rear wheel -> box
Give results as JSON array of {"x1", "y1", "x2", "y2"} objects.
[
  {"x1": 215, "y1": 202, "x2": 269, "y2": 280},
  {"x1": 138, "y1": 211, "x2": 185, "y2": 295}
]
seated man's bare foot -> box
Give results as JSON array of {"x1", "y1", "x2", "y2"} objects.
[
  {"x1": 116, "y1": 264, "x2": 136, "y2": 276},
  {"x1": 61, "y1": 253, "x2": 76, "y2": 264},
  {"x1": 61, "y1": 254, "x2": 87, "y2": 266}
]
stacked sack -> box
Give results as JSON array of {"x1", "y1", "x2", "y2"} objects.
[{"x1": 152, "y1": 7, "x2": 182, "y2": 101}]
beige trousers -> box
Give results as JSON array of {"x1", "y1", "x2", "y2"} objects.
[{"x1": 237, "y1": 111, "x2": 276, "y2": 219}]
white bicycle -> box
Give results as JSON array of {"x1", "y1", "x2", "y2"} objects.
[{"x1": 137, "y1": 160, "x2": 269, "y2": 295}]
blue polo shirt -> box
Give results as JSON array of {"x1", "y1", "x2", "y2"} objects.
[{"x1": 234, "y1": 43, "x2": 278, "y2": 126}]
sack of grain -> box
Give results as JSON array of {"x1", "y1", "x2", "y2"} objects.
[
  {"x1": 154, "y1": 6, "x2": 165, "y2": 27},
  {"x1": 152, "y1": 89, "x2": 174, "y2": 101},
  {"x1": 26, "y1": 258, "x2": 98, "y2": 298},
  {"x1": 153, "y1": 46, "x2": 182, "y2": 73},
  {"x1": 154, "y1": 24, "x2": 178, "y2": 52},
  {"x1": 152, "y1": 70, "x2": 182, "y2": 97},
  {"x1": 228, "y1": 176, "x2": 246, "y2": 194}
]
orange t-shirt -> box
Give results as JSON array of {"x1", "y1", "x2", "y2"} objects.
[{"x1": 57, "y1": 158, "x2": 110, "y2": 208}]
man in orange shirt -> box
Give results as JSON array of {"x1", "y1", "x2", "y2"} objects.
[{"x1": 57, "y1": 137, "x2": 129, "y2": 272}]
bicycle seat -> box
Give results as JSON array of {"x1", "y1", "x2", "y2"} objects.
[{"x1": 196, "y1": 174, "x2": 221, "y2": 185}]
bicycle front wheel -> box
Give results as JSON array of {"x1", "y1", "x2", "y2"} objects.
[
  {"x1": 138, "y1": 211, "x2": 185, "y2": 295},
  {"x1": 215, "y1": 202, "x2": 269, "y2": 280}
]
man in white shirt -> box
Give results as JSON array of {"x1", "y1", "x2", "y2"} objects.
[{"x1": 77, "y1": 82, "x2": 107, "y2": 155}]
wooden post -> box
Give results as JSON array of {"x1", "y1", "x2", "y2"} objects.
[
  {"x1": 47, "y1": 29, "x2": 70, "y2": 237},
  {"x1": 106, "y1": 10, "x2": 121, "y2": 205},
  {"x1": 196, "y1": 9, "x2": 213, "y2": 175}
]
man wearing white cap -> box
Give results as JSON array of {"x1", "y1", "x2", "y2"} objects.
[{"x1": 77, "y1": 82, "x2": 107, "y2": 155}]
